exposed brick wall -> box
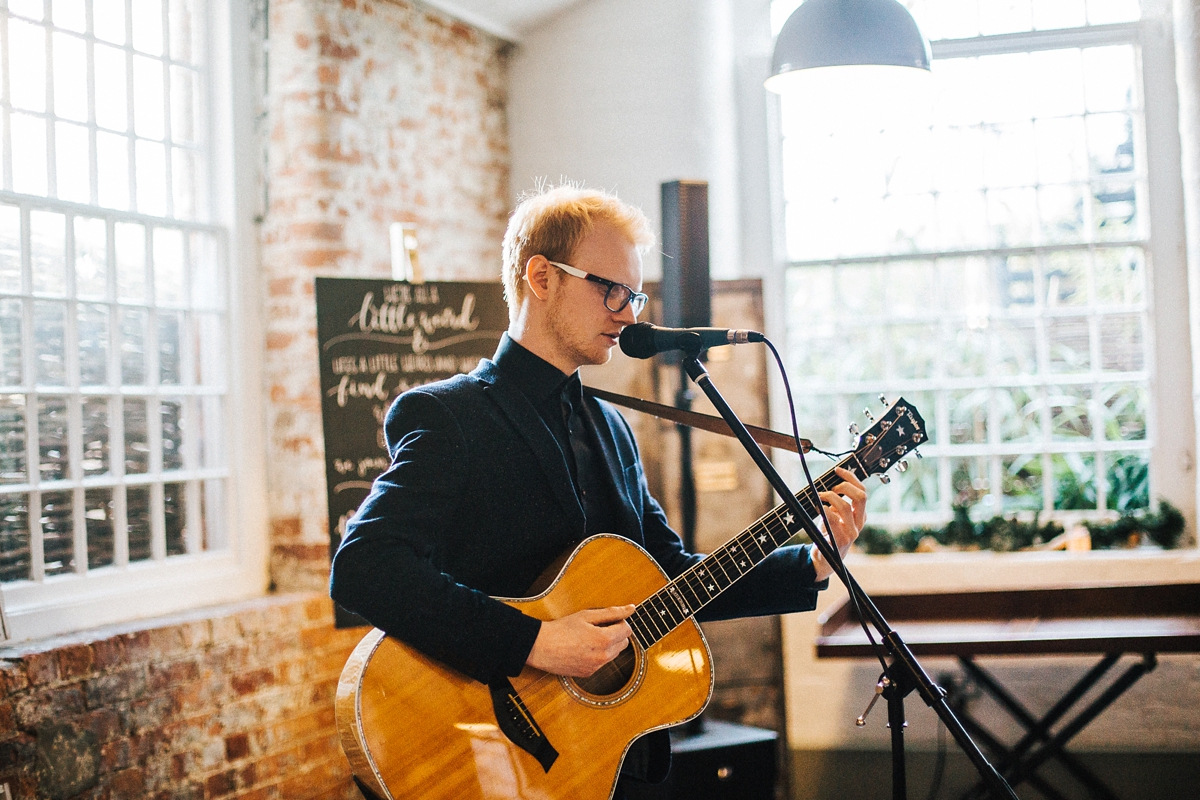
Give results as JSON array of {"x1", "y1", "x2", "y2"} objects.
[
  {"x1": 0, "y1": 594, "x2": 366, "y2": 799},
  {"x1": 260, "y1": 0, "x2": 512, "y2": 592}
]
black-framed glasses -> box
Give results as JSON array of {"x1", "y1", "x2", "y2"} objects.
[{"x1": 548, "y1": 261, "x2": 648, "y2": 317}]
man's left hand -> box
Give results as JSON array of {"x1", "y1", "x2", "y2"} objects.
[{"x1": 811, "y1": 466, "x2": 867, "y2": 581}]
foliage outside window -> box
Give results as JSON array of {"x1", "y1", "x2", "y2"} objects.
[{"x1": 772, "y1": 0, "x2": 1171, "y2": 547}]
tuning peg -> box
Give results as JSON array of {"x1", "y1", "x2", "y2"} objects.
[
  {"x1": 879, "y1": 474, "x2": 891, "y2": 484},
  {"x1": 848, "y1": 422, "x2": 860, "y2": 437},
  {"x1": 863, "y1": 408, "x2": 875, "y2": 422},
  {"x1": 879, "y1": 394, "x2": 889, "y2": 407},
  {"x1": 897, "y1": 460, "x2": 908, "y2": 473}
]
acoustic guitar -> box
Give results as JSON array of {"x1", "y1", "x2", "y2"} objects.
[{"x1": 337, "y1": 399, "x2": 927, "y2": 800}]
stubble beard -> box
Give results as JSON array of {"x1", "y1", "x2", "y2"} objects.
[{"x1": 545, "y1": 293, "x2": 612, "y2": 370}]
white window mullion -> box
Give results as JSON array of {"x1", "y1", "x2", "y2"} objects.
[
  {"x1": 124, "y1": 0, "x2": 136, "y2": 213},
  {"x1": 1, "y1": 11, "x2": 12, "y2": 193},
  {"x1": 43, "y1": 8, "x2": 57, "y2": 201},
  {"x1": 85, "y1": 0, "x2": 99, "y2": 207}
]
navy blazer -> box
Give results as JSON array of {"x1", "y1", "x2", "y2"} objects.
[{"x1": 330, "y1": 356, "x2": 827, "y2": 685}]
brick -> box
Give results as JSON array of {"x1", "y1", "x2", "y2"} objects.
[
  {"x1": 22, "y1": 650, "x2": 60, "y2": 686},
  {"x1": 86, "y1": 668, "x2": 148, "y2": 707},
  {"x1": 224, "y1": 732, "x2": 249, "y2": 761},
  {"x1": 106, "y1": 766, "x2": 146, "y2": 799},
  {"x1": 56, "y1": 644, "x2": 96, "y2": 681},
  {"x1": 101, "y1": 737, "x2": 132, "y2": 773},
  {"x1": 14, "y1": 685, "x2": 86, "y2": 729},
  {"x1": 81, "y1": 709, "x2": 123, "y2": 743},
  {"x1": 204, "y1": 768, "x2": 235, "y2": 798}
]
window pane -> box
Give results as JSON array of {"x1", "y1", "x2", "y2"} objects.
[
  {"x1": 9, "y1": 20, "x2": 47, "y2": 113},
  {"x1": 950, "y1": 455, "x2": 991, "y2": 513},
  {"x1": 949, "y1": 388, "x2": 989, "y2": 444},
  {"x1": 115, "y1": 222, "x2": 146, "y2": 300},
  {"x1": 1100, "y1": 383, "x2": 1147, "y2": 441},
  {"x1": 78, "y1": 304, "x2": 109, "y2": 385},
  {"x1": 158, "y1": 311, "x2": 180, "y2": 383},
  {"x1": 0, "y1": 299, "x2": 23, "y2": 386},
  {"x1": 94, "y1": 44, "x2": 129, "y2": 132},
  {"x1": 0, "y1": 395, "x2": 27, "y2": 484},
  {"x1": 135, "y1": 140, "x2": 168, "y2": 216},
  {"x1": 53, "y1": 31, "x2": 88, "y2": 122},
  {"x1": 1082, "y1": 46, "x2": 1136, "y2": 114},
  {"x1": 164, "y1": 481, "x2": 186, "y2": 555},
  {"x1": 132, "y1": 55, "x2": 165, "y2": 140},
  {"x1": 38, "y1": 395, "x2": 69, "y2": 481},
  {"x1": 1044, "y1": 250, "x2": 1088, "y2": 306},
  {"x1": 1093, "y1": 247, "x2": 1143, "y2": 305},
  {"x1": 1049, "y1": 385, "x2": 1092, "y2": 440},
  {"x1": 1053, "y1": 451, "x2": 1096, "y2": 509},
  {"x1": 1105, "y1": 451, "x2": 1148, "y2": 511},
  {"x1": 190, "y1": 232, "x2": 222, "y2": 309},
  {"x1": 1002, "y1": 454, "x2": 1043, "y2": 512},
  {"x1": 41, "y1": 489, "x2": 74, "y2": 575},
  {"x1": 85, "y1": 487, "x2": 114, "y2": 567},
  {"x1": 124, "y1": 399, "x2": 149, "y2": 473},
  {"x1": 132, "y1": 0, "x2": 165, "y2": 55},
  {"x1": 999, "y1": 386, "x2": 1041, "y2": 443},
  {"x1": 11, "y1": 114, "x2": 49, "y2": 196},
  {"x1": 195, "y1": 313, "x2": 224, "y2": 386},
  {"x1": 1099, "y1": 313, "x2": 1143, "y2": 372},
  {"x1": 52, "y1": 0, "x2": 87, "y2": 31},
  {"x1": 897, "y1": 450, "x2": 938, "y2": 512},
  {"x1": 1086, "y1": 0, "x2": 1140, "y2": 25},
  {"x1": 154, "y1": 228, "x2": 185, "y2": 304},
  {"x1": 0, "y1": 205, "x2": 21, "y2": 294},
  {"x1": 94, "y1": 0, "x2": 126, "y2": 43},
  {"x1": 170, "y1": 66, "x2": 198, "y2": 143},
  {"x1": 55, "y1": 121, "x2": 91, "y2": 204},
  {"x1": 30, "y1": 210, "x2": 67, "y2": 295},
  {"x1": 81, "y1": 397, "x2": 110, "y2": 475},
  {"x1": 96, "y1": 132, "x2": 131, "y2": 209},
  {"x1": 161, "y1": 398, "x2": 183, "y2": 470},
  {"x1": 0, "y1": 493, "x2": 31, "y2": 582},
  {"x1": 74, "y1": 217, "x2": 109, "y2": 299},
  {"x1": 126, "y1": 484, "x2": 151, "y2": 560},
  {"x1": 1047, "y1": 316, "x2": 1090, "y2": 373},
  {"x1": 34, "y1": 301, "x2": 67, "y2": 385},
  {"x1": 119, "y1": 307, "x2": 147, "y2": 385}
]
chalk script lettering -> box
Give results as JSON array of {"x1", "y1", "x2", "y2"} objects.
[
  {"x1": 357, "y1": 456, "x2": 389, "y2": 477},
  {"x1": 329, "y1": 371, "x2": 389, "y2": 407},
  {"x1": 349, "y1": 293, "x2": 479, "y2": 353}
]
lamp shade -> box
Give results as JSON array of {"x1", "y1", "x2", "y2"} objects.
[{"x1": 767, "y1": 0, "x2": 931, "y2": 94}]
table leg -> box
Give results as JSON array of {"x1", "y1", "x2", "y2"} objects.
[{"x1": 959, "y1": 655, "x2": 1122, "y2": 799}]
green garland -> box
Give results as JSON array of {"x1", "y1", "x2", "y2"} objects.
[{"x1": 850, "y1": 500, "x2": 1185, "y2": 555}]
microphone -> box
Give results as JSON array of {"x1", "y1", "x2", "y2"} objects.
[{"x1": 619, "y1": 322, "x2": 764, "y2": 359}]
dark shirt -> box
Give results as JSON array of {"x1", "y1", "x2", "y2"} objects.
[{"x1": 493, "y1": 335, "x2": 620, "y2": 537}]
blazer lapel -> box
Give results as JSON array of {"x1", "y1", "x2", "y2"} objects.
[
  {"x1": 474, "y1": 361, "x2": 586, "y2": 532},
  {"x1": 586, "y1": 398, "x2": 642, "y2": 538}
]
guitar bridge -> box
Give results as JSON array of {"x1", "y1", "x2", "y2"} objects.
[{"x1": 488, "y1": 676, "x2": 559, "y2": 772}]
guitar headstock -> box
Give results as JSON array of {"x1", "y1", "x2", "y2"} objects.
[{"x1": 852, "y1": 397, "x2": 928, "y2": 482}]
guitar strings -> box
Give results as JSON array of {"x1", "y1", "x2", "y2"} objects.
[{"x1": 510, "y1": 457, "x2": 867, "y2": 717}]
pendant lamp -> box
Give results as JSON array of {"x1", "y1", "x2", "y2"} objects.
[{"x1": 766, "y1": 0, "x2": 931, "y2": 96}]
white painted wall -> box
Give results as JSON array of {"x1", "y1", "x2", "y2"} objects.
[{"x1": 507, "y1": 0, "x2": 777, "y2": 283}]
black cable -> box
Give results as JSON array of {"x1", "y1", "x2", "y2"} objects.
[{"x1": 760, "y1": 336, "x2": 889, "y2": 675}]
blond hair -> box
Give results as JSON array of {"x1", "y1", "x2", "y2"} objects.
[{"x1": 501, "y1": 183, "x2": 655, "y2": 321}]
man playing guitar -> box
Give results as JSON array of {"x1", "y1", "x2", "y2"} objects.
[{"x1": 330, "y1": 184, "x2": 867, "y2": 798}]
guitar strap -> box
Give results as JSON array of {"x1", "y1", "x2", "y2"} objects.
[
  {"x1": 488, "y1": 676, "x2": 560, "y2": 772},
  {"x1": 582, "y1": 385, "x2": 811, "y2": 454}
]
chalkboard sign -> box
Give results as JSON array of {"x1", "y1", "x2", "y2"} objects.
[{"x1": 315, "y1": 278, "x2": 508, "y2": 627}]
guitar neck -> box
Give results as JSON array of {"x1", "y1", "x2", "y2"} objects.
[{"x1": 627, "y1": 454, "x2": 866, "y2": 651}]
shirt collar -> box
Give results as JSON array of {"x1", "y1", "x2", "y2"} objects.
[{"x1": 493, "y1": 333, "x2": 577, "y2": 406}]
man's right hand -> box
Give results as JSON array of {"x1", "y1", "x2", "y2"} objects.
[{"x1": 525, "y1": 605, "x2": 635, "y2": 678}]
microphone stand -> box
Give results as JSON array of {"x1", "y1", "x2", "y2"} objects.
[{"x1": 677, "y1": 342, "x2": 1018, "y2": 800}]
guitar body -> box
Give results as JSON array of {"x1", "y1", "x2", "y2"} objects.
[{"x1": 336, "y1": 535, "x2": 714, "y2": 800}]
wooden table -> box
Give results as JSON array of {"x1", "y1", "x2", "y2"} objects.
[{"x1": 816, "y1": 582, "x2": 1200, "y2": 800}]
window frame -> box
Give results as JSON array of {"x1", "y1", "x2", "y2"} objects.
[
  {"x1": 765, "y1": 2, "x2": 1196, "y2": 537},
  {"x1": 0, "y1": 0, "x2": 268, "y2": 643}
]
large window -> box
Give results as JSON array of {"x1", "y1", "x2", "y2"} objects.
[
  {"x1": 772, "y1": 0, "x2": 1181, "y2": 528},
  {"x1": 0, "y1": 0, "x2": 250, "y2": 640}
]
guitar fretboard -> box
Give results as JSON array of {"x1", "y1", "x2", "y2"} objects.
[{"x1": 627, "y1": 454, "x2": 864, "y2": 650}]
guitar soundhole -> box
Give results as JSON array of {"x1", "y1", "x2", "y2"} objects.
[{"x1": 568, "y1": 645, "x2": 640, "y2": 702}]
